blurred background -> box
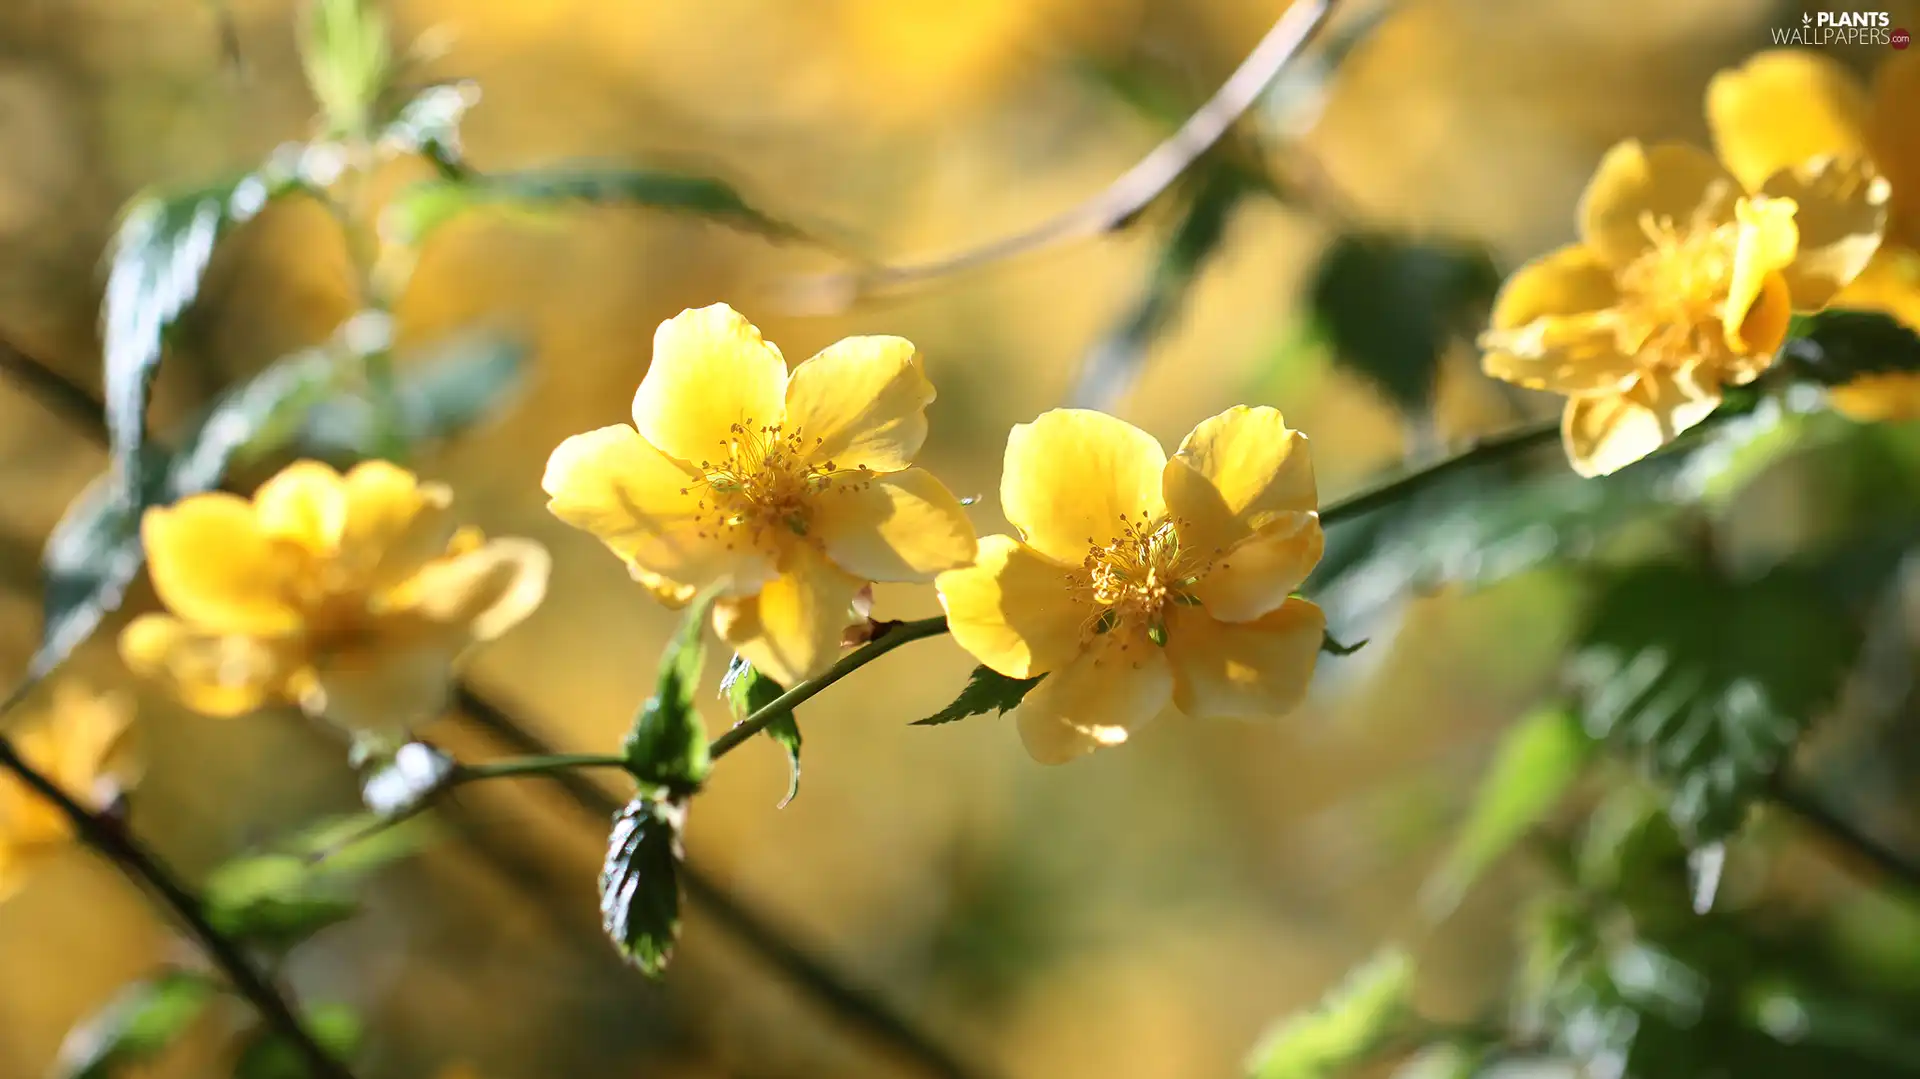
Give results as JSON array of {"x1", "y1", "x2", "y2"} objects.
[{"x1": 2, "y1": 0, "x2": 1919, "y2": 1076}]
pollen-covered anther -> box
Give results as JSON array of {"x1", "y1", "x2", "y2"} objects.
[{"x1": 1072, "y1": 513, "x2": 1207, "y2": 643}]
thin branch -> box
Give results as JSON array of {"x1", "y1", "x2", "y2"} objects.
[
  {"x1": 0, "y1": 707, "x2": 355, "y2": 1079},
  {"x1": 1318, "y1": 418, "x2": 1562, "y2": 525},
  {"x1": 785, "y1": 0, "x2": 1336, "y2": 309},
  {"x1": 1771, "y1": 780, "x2": 1920, "y2": 899}
]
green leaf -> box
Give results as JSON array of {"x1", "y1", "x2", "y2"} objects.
[
  {"x1": 915, "y1": 665, "x2": 1044, "y2": 726},
  {"x1": 383, "y1": 166, "x2": 802, "y2": 247},
  {"x1": 33, "y1": 474, "x2": 147, "y2": 679},
  {"x1": 105, "y1": 174, "x2": 303, "y2": 505},
  {"x1": 1570, "y1": 564, "x2": 1861, "y2": 844},
  {"x1": 1423, "y1": 704, "x2": 1593, "y2": 916},
  {"x1": 295, "y1": 332, "x2": 527, "y2": 462},
  {"x1": 1781, "y1": 309, "x2": 1920, "y2": 385},
  {"x1": 722, "y1": 654, "x2": 800, "y2": 807},
  {"x1": 165, "y1": 346, "x2": 344, "y2": 498},
  {"x1": 376, "y1": 82, "x2": 480, "y2": 178},
  {"x1": 232, "y1": 1003, "x2": 362, "y2": 1079},
  {"x1": 301, "y1": 0, "x2": 391, "y2": 139},
  {"x1": 600, "y1": 795, "x2": 688, "y2": 977},
  {"x1": 1307, "y1": 231, "x2": 1500, "y2": 417},
  {"x1": 203, "y1": 855, "x2": 360, "y2": 950},
  {"x1": 53, "y1": 970, "x2": 218, "y2": 1079},
  {"x1": 625, "y1": 589, "x2": 719, "y2": 792},
  {"x1": 1245, "y1": 948, "x2": 1416, "y2": 1079}
]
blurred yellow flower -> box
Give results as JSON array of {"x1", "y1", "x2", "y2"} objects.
[
  {"x1": 937, "y1": 407, "x2": 1325, "y2": 764},
  {"x1": 0, "y1": 683, "x2": 136, "y2": 899},
  {"x1": 1480, "y1": 139, "x2": 1888, "y2": 476},
  {"x1": 543, "y1": 304, "x2": 977, "y2": 685},
  {"x1": 120, "y1": 460, "x2": 550, "y2": 731},
  {"x1": 1708, "y1": 49, "x2": 1920, "y2": 422}
]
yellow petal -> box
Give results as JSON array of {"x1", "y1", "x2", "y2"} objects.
[
  {"x1": 1724, "y1": 198, "x2": 1801, "y2": 351},
  {"x1": 1001, "y1": 409, "x2": 1167, "y2": 564},
  {"x1": 42, "y1": 683, "x2": 137, "y2": 799},
  {"x1": 1868, "y1": 50, "x2": 1920, "y2": 247},
  {"x1": 814, "y1": 468, "x2": 977, "y2": 582},
  {"x1": 1757, "y1": 158, "x2": 1889, "y2": 310},
  {"x1": 393, "y1": 537, "x2": 551, "y2": 641},
  {"x1": 784, "y1": 335, "x2": 933, "y2": 471},
  {"x1": 1479, "y1": 245, "x2": 1638, "y2": 395},
  {"x1": 253, "y1": 460, "x2": 349, "y2": 555},
  {"x1": 630, "y1": 304, "x2": 789, "y2": 466},
  {"x1": 1580, "y1": 141, "x2": 1741, "y2": 268},
  {"x1": 1829, "y1": 371, "x2": 1920, "y2": 423},
  {"x1": 308, "y1": 641, "x2": 459, "y2": 734},
  {"x1": 1166, "y1": 598, "x2": 1324, "y2": 719},
  {"x1": 936, "y1": 534, "x2": 1091, "y2": 678},
  {"x1": 118, "y1": 614, "x2": 301, "y2": 717},
  {"x1": 1732, "y1": 270, "x2": 1794, "y2": 362},
  {"x1": 1561, "y1": 372, "x2": 1720, "y2": 478},
  {"x1": 1013, "y1": 630, "x2": 1170, "y2": 765},
  {"x1": 141, "y1": 495, "x2": 303, "y2": 636},
  {"x1": 631, "y1": 564, "x2": 700, "y2": 608},
  {"x1": 1193, "y1": 517, "x2": 1325, "y2": 623},
  {"x1": 1706, "y1": 49, "x2": 1871, "y2": 193},
  {"x1": 543, "y1": 424, "x2": 775, "y2": 595},
  {"x1": 340, "y1": 460, "x2": 457, "y2": 590},
  {"x1": 1833, "y1": 245, "x2": 1920, "y2": 334},
  {"x1": 715, "y1": 549, "x2": 863, "y2": 684},
  {"x1": 1162, "y1": 405, "x2": 1316, "y2": 556}
]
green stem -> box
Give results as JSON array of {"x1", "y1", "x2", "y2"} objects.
[
  {"x1": 1317, "y1": 418, "x2": 1561, "y2": 526},
  {"x1": 709, "y1": 616, "x2": 952, "y2": 760},
  {"x1": 458, "y1": 753, "x2": 631, "y2": 783}
]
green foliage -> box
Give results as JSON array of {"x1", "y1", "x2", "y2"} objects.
[
  {"x1": 1570, "y1": 563, "x2": 1862, "y2": 844},
  {"x1": 1424, "y1": 704, "x2": 1593, "y2": 916},
  {"x1": 52, "y1": 970, "x2": 218, "y2": 1079},
  {"x1": 301, "y1": 0, "x2": 392, "y2": 139},
  {"x1": 1244, "y1": 949, "x2": 1416, "y2": 1079},
  {"x1": 1781, "y1": 309, "x2": 1920, "y2": 385},
  {"x1": 232, "y1": 1004, "x2": 363, "y2": 1079},
  {"x1": 34, "y1": 475, "x2": 147, "y2": 679},
  {"x1": 378, "y1": 82, "x2": 479, "y2": 179},
  {"x1": 624, "y1": 590, "x2": 719, "y2": 794},
  {"x1": 165, "y1": 346, "x2": 344, "y2": 497},
  {"x1": 104, "y1": 174, "x2": 308, "y2": 506},
  {"x1": 296, "y1": 332, "x2": 528, "y2": 463},
  {"x1": 722, "y1": 655, "x2": 801, "y2": 808},
  {"x1": 600, "y1": 796, "x2": 688, "y2": 978},
  {"x1": 202, "y1": 814, "x2": 421, "y2": 950},
  {"x1": 915, "y1": 666, "x2": 1044, "y2": 726},
  {"x1": 1307, "y1": 231, "x2": 1500, "y2": 417},
  {"x1": 384, "y1": 166, "x2": 803, "y2": 247}
]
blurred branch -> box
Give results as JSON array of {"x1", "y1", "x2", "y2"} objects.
[
  {"x1": 0, "y1": 686, "x2": 358, "y2": 1079},
  {"x1": 0, "y1": 340, "x2": 992, "y2": 1079},
  {"x1": 786, "y1": 0, "x2": 1337, "y2": 310},
  {"x1": 1771, "y1": 779, "x2": 1920, "y2": 900},
  {"x1": 1318, "y1": 418, "x2": 1562, "y2": 524}
]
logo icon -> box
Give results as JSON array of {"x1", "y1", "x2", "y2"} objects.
[{"x1": 1895, "y1": 26, "x2": 1912, "y2": 47}]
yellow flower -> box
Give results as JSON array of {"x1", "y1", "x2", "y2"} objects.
[
  {"x1": 1480, "y1": 139, "x2": 1888, "y2": 476},
  {"x1": 120, "y1": 460, "x2": 550, "y2": 731},
  {"x1": 0, "y1": 683, "x2": 136, "y2": 899},
  {"x1": 936, "y1": 407, "x2": 1325, "y2": 764},
  {"x1": 1708, "y1": 48, "x2": 1920, "y2": 422},
  {"x1": 542, "y1": 304, "x2": 977, "y2": 685}
]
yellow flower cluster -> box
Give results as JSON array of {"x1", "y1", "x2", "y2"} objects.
[
  {"x1": 1480, "y1": 49, "x2": 1920, "y2": 474},
  {"x1": 0, "y1": 684, "x2": 136, "y2": 899}
]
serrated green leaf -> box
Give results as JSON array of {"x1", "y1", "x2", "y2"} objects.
[
  {"x1": 383, "y1": 166, "x2": 802, "y2": 247},
  {"x1": 1245, "y1": 949, "x2": 1416, "y2": 1079},
  {"x1": 53, "y1": 970, "x2": 218, "y2": 1079},
  {"x1": 915, "y1": 665, "x2": 1043, "y2": 726},
  {"x1": 232, "y1": 1003, "x2": 361, "y2": 1079},
  {"x1": 1571, "y1": 564, "x2": 1861, "y2": 844},
  {"x1": 1308, "y1": 231, "x2": 1500, "y2": 417},
  {"x1": 295, "y1": 332, "x2": 527, "y2": 462},
  {"x1": 625, "y1": 589, "x2": 719, "y2": 792},
  {"x1": 722, "y1": 654, "x2": 800, "y2": 807},
  {"x1": 105, "y1": 174, "x2": 303, "y2": 506},
  {"x1": 1423, "y1": 704, "x2": 1593, "y2": 917},
  {"x1": 1781, "y1": 309, "x2": 1920, "y2": 385},
  {"x1": 600, "y1": 796, "x2": 687, "y2": 977}
]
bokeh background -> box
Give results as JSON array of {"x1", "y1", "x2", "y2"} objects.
[{"x1": 2, "y1": 0, "x2": 1918, "y2": 1076}]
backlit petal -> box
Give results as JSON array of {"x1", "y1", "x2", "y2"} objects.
[
  {"x1": 1163, "y1": 406, "x2": 1316, "y2": 555},
  {"x1": 1013, "y1": 630, "x2": 1171, "y2": 765},
  {"x1": 715, "y1": 549, "x2": 863, "y2": 685},
  {"x1": 1166, "y1": 599, "x2": 1324, "y2": 719},
  {"x1": 340, "y1": 460, "x2": 457, "y2": 591},
  {"x1": 1706, "y1": 50, "x2": 1870, "y2": 192},
  {"x1": 784, "y1": 335, "x2": 933, "y2": 471},
  {"x1": 1193, "y1": 517, "x2": 1325, "y2": 623},
  {"x1": 937, "y1": 535, "x2": 1091, "y2": 678},
  {"x1": 1561, "y1": 372, "x2": 1720, "y2": 478},
  {"x1": 1724, "y1": 198, "x2": 1801, "y2": 351},
  {"x1": 631, "y1": 304, "x2": 789, "y2": 466},
  {"x1": 1833, "y1": 245, "x2": 1920, "y2": 334},
  {"x1": 253, "y1": 460, "x2": 349, "y2": 555},
  {"x1": 1580, "y1": 141, "x2": 1741, "y2": 268},
  {"x1": 118, "y1": 614, "x2": 300, "y2": 717},
  {"x1": 1829, "y1": 371, "x2": 1920, "y2": 423},
  {"x1": 1001, "y1": 409, "x2": 1167, "y2": 564},
  {"x1": 815, "y1": 468, "x2": 977, "y2": 582},
  {"x1": 1479, "y1": 245, "x2": 1639, "y2": 395},
  {"x1": 393, "y1": 537, "x2": 551, "y2": 641},
  {"x1": 1758, "y1": 158, "x2": 1889, "y2": 310},
  {"x1": 543, "y1": 424, "x2": 774, "y2": 595},
  {"x1": 141, "y1": 495, "x2": 302, "y2": 636}
]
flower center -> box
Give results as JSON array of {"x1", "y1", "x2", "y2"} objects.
[
  {"x1": 1615, "y1": 206, "x2": 1740, "y2": 366},
  {"x1": 683, "y1": 419, "x2": 871, "y2": 548},
  {"x1": 1071, "y1": 514, "x2": 1207, "y2": 650}
]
